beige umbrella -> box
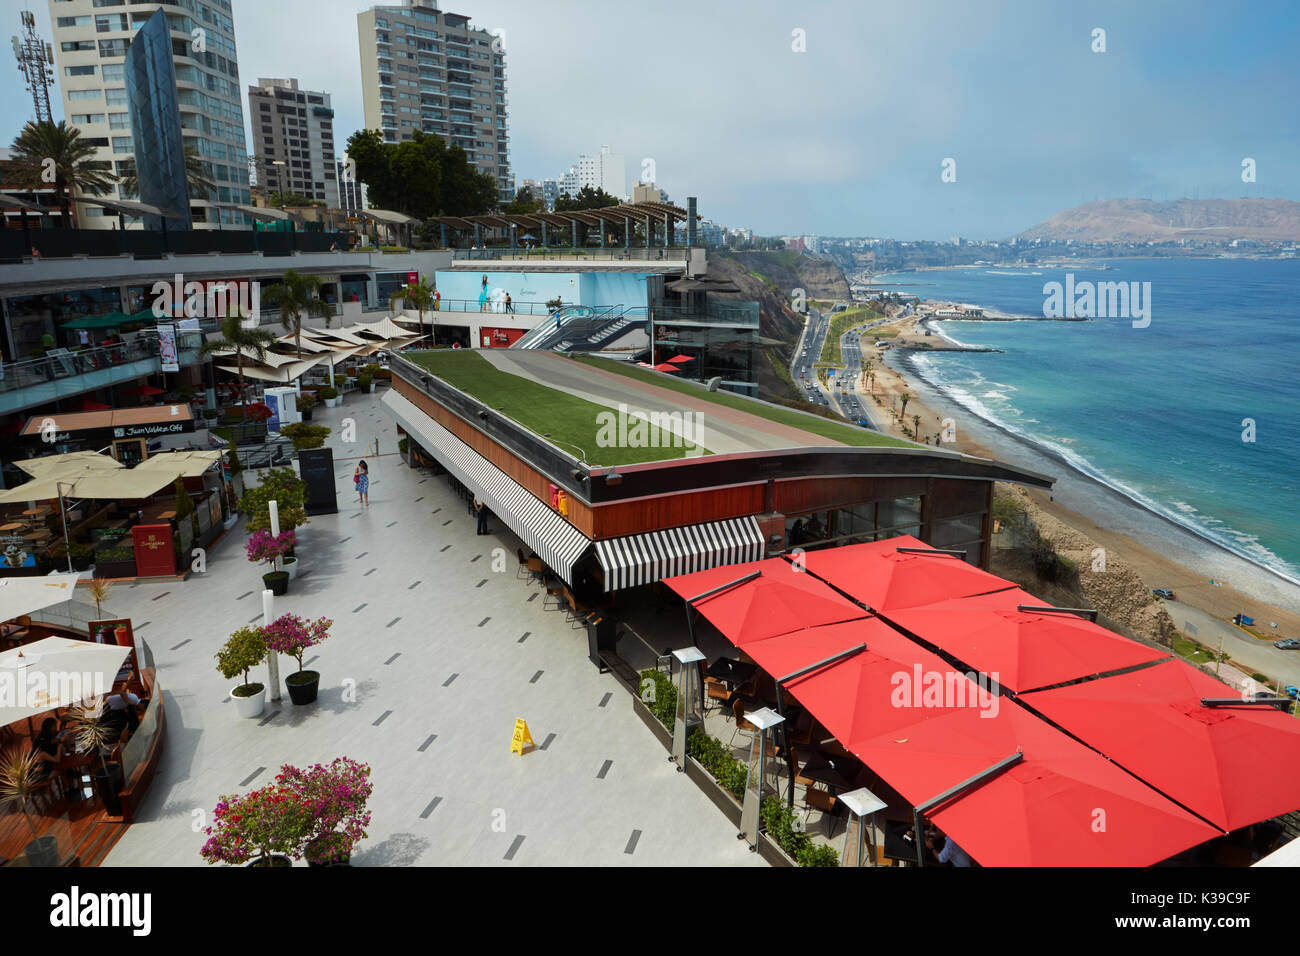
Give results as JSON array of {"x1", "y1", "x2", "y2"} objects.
[
  {"x1": 0, "y1": 573, "x2": 83, "y2": 624},
  {"x1": 0, "y1": 636, "x2": 130, "y2": 728}
]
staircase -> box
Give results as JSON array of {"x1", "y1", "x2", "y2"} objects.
[{"x1": 512, "y1": 305, "x2": 647, "y2": 354}]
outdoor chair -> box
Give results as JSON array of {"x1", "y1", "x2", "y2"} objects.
[
  {"x1": 515, "y1": 548, "x2": 530, "y2": 580},
  {"x1": 730, "y1": 698, "x2": 757, "y2": 748},
  {"x1": 543, "y1": 579, "x2": 564, "y2": 612},
  {"x1": 804, "y1": 786, "x2": 840, "y2": 836},
  {"x1": 525, "y1": 556, "x2": 546, "y2": 586},
  {"x1": 704, "y1": 676, "x2": 731, "y2": 713}
]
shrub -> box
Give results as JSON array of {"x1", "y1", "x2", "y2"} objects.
[
  {"x1": 276, "y1": 757, "x2": 372, "y2": 862},
  {"x1": 318, "y1": 386, "x2": 338, "y2": 400},
  {"x1": 280, "y1": 422, "x2": 331, "y2": 451},
  {"x1": 200, "y1": 785, "x2": 312, "y2": 866},
  {"x1": 243, "y1": 402, "x2": 272, "y2": 423},
  {"x1": 638, "y1": 668, "x2": 677, "y2": 730},
  {"x1": 333, "y1": 375, "x2": 347, "y2": 387},
  {"x1": 356, "y1": 373, "x2": 373, "y2": 389},
  {"x1": 241, "y1": 467, "x2": 307, "y2": 534},
  {"x1": 263, "y1": 613, "x2": 332, "y2": 676},
  {"x1": 398, "y1": 437, "x2": 409, "y2": 454},
  {"x1": 362, "y1": 363, "x2": 381, "y2": 378},
  {"x1": 215, "y1": 625, "x2": 267, "y2": 694},
  {"x1": 687, "y1": 729, "x2": 748, "y2": 800},
  {"x1": 245, "y1": 529, "x2": 295, "y2": 569},
  {"x1": 296, "y1": 393, "x2": 316, "y2": 412},
  {"x1": 48, "y1": 539, "x2": 91, "y2": 560}
]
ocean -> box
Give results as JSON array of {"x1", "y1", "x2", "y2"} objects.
[{"x1": 875, "y1": 259, "x2": 1300, "y2": 585}]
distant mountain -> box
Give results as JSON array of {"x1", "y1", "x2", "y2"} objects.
[{"x1": 1015, "y1": 198, "x2": 1300, "y2": 242}]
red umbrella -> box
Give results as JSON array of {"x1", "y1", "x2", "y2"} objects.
[
  {"x1": 652, "y1": 363, "x2": 680, "y2": 373},
  {"x1": 665, "y1": 354, "x2": 694, "y2": 364},
  {"x1": 664, "y1": 557, "x2": 867, "y2": 646},
  {"x1": 1022, "y1": 659, "x2": 1300, "y2": 832},
  {"x1": 886, "y1": 587, "x2": 1169, "y2": 692},
  {"x1": 859, "y1": 705, "x2": 1222, "y2": 866},
  {"x1": 126, "y1": 384, "x2": 166, "y2": 397},
  {"x1": 800, "y1": 534, "x2": 1015, "y2": 612},
  {"x1": 76, "y1": 399, "x2": 113, "y2": 411}
]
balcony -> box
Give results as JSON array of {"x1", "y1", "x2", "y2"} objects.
[{"x1": 0, "y1": 329, "x2": 206, "y2": 417}]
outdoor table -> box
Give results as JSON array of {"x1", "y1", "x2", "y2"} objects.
[
  {"x1": 0, "y1": 522, "x2": 24, "y2": 533},
  {"x1": 706, "y1": 658, "x2": 758, "y2": 688},
  {"x1": 22, "y1": 508, "x2": 50, "y2": 517},
  {"x1": 798, "y1": 753, "x2": 863, "y2": 794},
  {"x1": 157, "y1": 511, "x2": 176, "y2": 521},
  {"x1": 882, "y1": 819, "x2": 919, "y2": 863}
]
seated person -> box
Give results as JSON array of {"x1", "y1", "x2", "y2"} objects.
[
  {"x1": 106, "y1": 683, "x2": 142, "y2": 735},
  {"x1": 925, "y1": 825, "x2": 974, "y2": 867},
  {"x1": 30, "y1": 717, "x2": 67, "y2": 782}
]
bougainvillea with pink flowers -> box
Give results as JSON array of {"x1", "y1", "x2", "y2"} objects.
[
  {"x1": 245, "y1": 528, "x2": 296, "y2": 568},
  {"x1": 199, "y1": 784, "x2": 312, "y2": 866},
  {"x1": 276, "y1": 757, "x2": 373, "y2": 864},
  {"x1": 262, "y1": 613, "x2": 331, "y2": 675}
]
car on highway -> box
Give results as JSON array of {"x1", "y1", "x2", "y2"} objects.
[
  {"x1": 1152, "y1": 588, "x2": 1177, "y2": 601},
  {"x1": 1274, "y1": 638, "x2": 1300, "y2": 650},
  {"x1": 1284, "y1": 686, "x2": 1300, "y2": 700}
]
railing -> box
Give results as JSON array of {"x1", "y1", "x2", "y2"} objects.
[
  {"x1": 0, "y1": 328, "x2": 204, "y2": 395},
  {"x1": 424, "y1": 298, "x2": 556, "y2": 316},
  {"x1": 651, "y1": 303, "x2": 759, "y2": 327},
  {"x1": 2, "y1": 228, "x2": 350, "y2": 262},
  {"x1": 450, "y1": 246, "x2": 690, "y2": 262}
]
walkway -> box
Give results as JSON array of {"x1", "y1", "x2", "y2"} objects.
[{"x1": 102, "y1": 389, "x2": 765, "y2": 867}]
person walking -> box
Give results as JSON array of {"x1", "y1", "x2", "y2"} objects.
[
  {"x1": 505, "y1": 293, "x2": 514, "y2": 314},
  {"x1": 354, "y1": 459, "x2": 370, "y2": 506},
  {"x1": 433, "y1": 289, "x2": 441, "y2": 311},
  {"x1": 474, "y1": 495, "x2": 489, "y2": 535}
]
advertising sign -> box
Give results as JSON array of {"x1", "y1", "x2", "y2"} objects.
[
  {"x1": 263, "y1": 391, "x2": 282, "y2": 432},
  {"x1": 298, "y1": 448, "x2": 339, "y2": 516},
  {"x1": 157, "y1": 324, "x2": 179, "y2": 372}
]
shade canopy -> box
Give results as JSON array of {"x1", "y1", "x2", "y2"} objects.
[
  {"x1": 886, "y1": 587, "x2": 1169, "y2": 692},
  {"x1": 800, "y1": 535, "x2": 1015, "y2": 611},
  {"x1": 0, "y1": 573, "x2": 83, "y2": 625},
  {"x1": 15, "y1": 452, "x2": 123, "y2": 478},
  {"x1": 0, "y1": 468, "x2": 174, "y2": 504},
  {"x1": 665, "y1": 557, "x2": 867, "y2": 646},
  {"x1": 0, "y1": 636, "x2": 131, "y2": 728},
  {"x1": 652, "y1": 363, "x2": 680, "y2": 372},
  {"x1": 217, "y1": 357, "x2": 327, "y2": 384},
  {"x1": 857, "y1": 704, "x2": 1222, "y2": 867},
  {"x1": 1022, "y1": 659, "x2": 1300, "y2": 832},
  {"x1": 125, "y1": 384, "x2": 166, "y2": 397},
  {"x1": 131, "y1": 449, "x2": 224, "y2": 479},
  {"x1": 664, "y1": 354, "x2": 694, "y2": 364}
]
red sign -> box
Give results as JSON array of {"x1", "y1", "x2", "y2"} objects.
[
  {"x1": 132, "y1": 524, "x2": 176, "y2": 578},
  {"x1": 407, "y1": 271, "x2": 419, "y2": 286}
]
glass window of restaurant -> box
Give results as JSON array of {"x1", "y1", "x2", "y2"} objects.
[
  {"x1": 340, "y1": 274, "x2": 370, "y2": 305},
  {"x1": 376, "y1": 271, "x2": 409, "y2": 304}
]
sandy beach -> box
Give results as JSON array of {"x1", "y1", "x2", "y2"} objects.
[{"x1": 854, "y1": 304, "x2": 1300, "y2": 688}]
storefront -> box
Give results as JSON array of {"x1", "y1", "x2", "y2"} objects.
[{"x1": 20, "y1": 406, "x2": 195, "y2": 464}]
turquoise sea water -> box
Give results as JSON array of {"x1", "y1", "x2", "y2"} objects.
[{"x1": 875, "y1": 259, "x2": 1300, "y2": 581}]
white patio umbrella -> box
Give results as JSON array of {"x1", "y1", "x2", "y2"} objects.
[
  {"x1": 0, "y1": 636, "x2": 130, "y2": 728},
  {"x1": 0, "y1": 572, "x2": 83, "y2": 624}
]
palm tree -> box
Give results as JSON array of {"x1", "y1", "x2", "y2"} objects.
[
  {"x1": 3, "y1": 120, "x2": 117, "y2": 226},
  {"x1": 0, "y1": 748, "x2": 47, "y2": 842},
  {"x1": 200, "y1": 311, "x2": 279, "y2": 419},
  {"x1": 115, "y1": 146, "x2": 216, "y2": 201},
  {"x1": 912, "y1": 414, "x2": 921, "y2": 439},
  {"x1": 264, "y1": 270, "x2": 333, "y2": 358},
  {"x1": 389, "y1": 275, "x2": 434, "y2": 345},
  {"x1": 900, "y1": 391, "x2": 912, "y2": 419}
]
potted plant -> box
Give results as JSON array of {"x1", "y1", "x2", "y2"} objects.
[
  {"x1": 87, "y1": 576, "x2": 112, "y2": 619},
  {"x1": 0, "y1": 748, "x2": 60, "y2": 866},
  {"x1": 363, "y1": 363, "x2": 384, "y2": 387},
  {"x1": 200, "y1": 784, "x2": 312, "y2": 867},
  {"x1": 216, "y1": 625, "x2": 268, "y2": 718},
  {"x1": 246, "y1": 528, "x2": 295, "y2": 594},
  {"x1": 240, "y1": 467, "x2": 308, "y2": 536},
  {"x1": 398, "y1": 436, "x2": 409, "y2": 464},
  {"x1": 280, "y1": 422, "x2": 331, "y2": 454},
  {"x1": 333, "y1": 374, "x2": 347, "y2": 389},
  {"x1": 296, "y1": 392, "x2": 316, "y2": 422},
  {"x1": 48, "y1": 539, "x2": 92, "y2": 572},
  {"x1": 66, "y1": 697, "x2": 125, "y2": 817},
  {"x1": 263, "y1": 613, "x2": 331, "y2": 705},
  {"x1": 318, "y1": 385, "x2": 339, "y2": 408},
  {"x1": 277, "y1": 757, "x2": 372, "y2": 866},
  {"x1": 356, "y1": 372, "x2": 374, "y2": 393}
]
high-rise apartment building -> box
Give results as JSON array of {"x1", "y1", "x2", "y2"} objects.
[
  {"x1": 46, "y1": 0, "x2": 251, "y2": 229},
  {"x1": 557, "y1": 166, "x2": 579, "y2": 201},
  {"x1": 577, "y1": 145, "x2": 625, "y2": 199},
  {"x1": 357, "y1": 1, "x2": 511, "y2": 202},
  {"x1": 247, "y1": 78, "x2": 339, "y2": 207}
]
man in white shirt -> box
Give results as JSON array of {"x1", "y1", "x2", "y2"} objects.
[{"x1": 107, "y1": 684, "x2": 141, "y2": 733}]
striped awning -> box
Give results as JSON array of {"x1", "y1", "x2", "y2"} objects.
[
  {"x1": 595, "y1": 517, "x2": 765, "y2": 591},
  {"x1": 382, "y1": 390, "x2": 591, "y2": 583}
]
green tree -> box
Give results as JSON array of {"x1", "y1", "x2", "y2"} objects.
[
  {"x1": 344, "y1": 128, "x2": 497, "y2": 219},
  {"x1": 116, "y1": 146, "x2": 216, "y2": 202},
  {"x1": 389, "y1": 274, "x2": 434, "y2": 344},
  {"x1": 240, "y1": 467, "x2": 308, "y2": 534},
  {"x1": 504, "y1": 185, "x2": 542, "y2": 215},
  {"x1": 266, "y1": 191, "x2": 323, "y2": 208},
  {"x1": 263, "y1": 269, "x2": 334, "y2": 357},
  {"x1": 3, "y1": 120, "x2": 117, "y2": 226},
  {"x1": 554, "y1": 185, "x2": 618, "y2": 212},
  {"x1": 200, "y1": 313, "x2": 280, "y2": 419}
]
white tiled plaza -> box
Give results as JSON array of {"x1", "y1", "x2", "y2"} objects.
[{"x1": 103, "y1": 390, "x2": 765, "y2": 867}]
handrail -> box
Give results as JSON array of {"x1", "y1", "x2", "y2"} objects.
[
  {"x1": 451, "y1": 246, "x2": 689, "y2": 262},
  {"x1": 0, "y1": 328, "x2": 205, "y2": 394}
]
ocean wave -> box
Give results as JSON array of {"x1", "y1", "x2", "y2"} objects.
[
  {"x1": 905, "y1": 352, "x2": 1300, "y2": 585},
  {"x1": 983, "y1": 270, "x2": 1044, "y2": 277}
]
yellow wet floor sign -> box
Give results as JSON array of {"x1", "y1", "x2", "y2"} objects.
[{"x1": 510, "y1": 718, "x2": 534, "y2": 755}]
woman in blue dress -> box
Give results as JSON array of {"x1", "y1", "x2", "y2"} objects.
[{"x1": 355, "y1": 459, "x2": 369, "y2": 506}]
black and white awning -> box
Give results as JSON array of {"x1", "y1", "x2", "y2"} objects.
[
  {"x1": 383, "y1": 390, "x2": 591, "y2": 582},
  {"x1": 595, "y1": 517, "x2": 765, "y2": 591}
]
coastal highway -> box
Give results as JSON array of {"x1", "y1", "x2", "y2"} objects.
[
  {"x1": 790, "y1": 305, "x2": 833, "y2": 410},
  {"x1": 1173, "y1": 602, "x2": 1300, "y2": 694}
]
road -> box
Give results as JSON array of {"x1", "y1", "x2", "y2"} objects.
[{"x1": 787, "y1": 303, "x2": 891, "y2": 432}]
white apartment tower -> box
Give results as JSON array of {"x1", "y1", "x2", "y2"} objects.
[
  {"x1": 357, "y1": 1, "x2": 512, "y2": 202},
  {"x1": 577, "y1": 144, "x2": 625, "y2": 200},
  {"x1": 247, "y1": 78, "x2": 339, "y2": 208},
  {"x1": 46, "y1": 0, "x2": 250, "y2": 229}
]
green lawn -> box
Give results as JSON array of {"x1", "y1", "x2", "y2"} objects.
[
  {"x1": 570, "y1": 355, "x2": 918, "y2": 448},
  {"x1": 407, "y1": 351, "x2": 711, "y2": 465},
  {"x1": 820, "y1": 307, "x2": 882, "y2": 366}
]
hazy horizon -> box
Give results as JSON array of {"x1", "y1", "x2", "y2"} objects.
[{"x1": 4, "y1": 0, "x2": 1297, "y2": 240}]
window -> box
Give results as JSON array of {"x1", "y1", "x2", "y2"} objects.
[
  {"x1": 71, "y1": 113, "x2": 107, "y2": 124},
  {"x1": 65, "y1": 65, "x2": 97, "y2": 76},
  {"x1": 56, "y1": 16, "x2": 91, "y2": 27},
  {"x1": 109, "y1": 113, "x2": 130, "y2": 129},
  {"x1": 68, "y1": 88, "x2": 102, "y2": 101},
  {"x1": 95, "y1": 13, "x2": 128, "y2": 31},
  {"x1": 61, "y1": 40, "x2": 95, "y2": 51},
  {"x1": 112, "y1": 136, "x2": 133, "y2": 153},
  {"x1": 106, "y1": 87, "x2": 128, "y2": 106},
  {"x1": 81, "y1": 137, "x2": 109, "y2": 148},
  {"x1": 98, "y1": 38, "x2": 130, "y2": 57},
  {"x1": 101, "y1": 63, "x2": 124, "y2": 82}
]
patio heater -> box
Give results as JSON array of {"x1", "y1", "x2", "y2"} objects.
[
  {"x1": 739, "y1": 706, "x2": 784, "y2": 851},
  {"x1": 838, "y1": 787, "x2": 887, "y2": 867},
  {"x1": 669, "y1": 646, "x2": 706, "y2": 770},
  {"x1": 264, "y1": 499, "x2": 283, "y2": 702}
]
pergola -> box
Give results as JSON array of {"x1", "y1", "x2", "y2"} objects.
[{"x1": 428, "y1": 201, "x2": 690, "y2": 249}]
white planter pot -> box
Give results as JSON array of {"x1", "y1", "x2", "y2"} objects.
[
  {"x1": 324, "y1": 397, "x2": 339, "y2": 408},
  {"x1": 232, "y1": 684, "x2": 265, "y2": 718},
  {"x1": 223, "y1": 514, "x2": 239, "y2": 531},
  {"x1": 366, "y1": 383, "x2": 375, "y2": 393},
  {"x1": 282, "y1": 556, "x2": 298, "y2": 580}
]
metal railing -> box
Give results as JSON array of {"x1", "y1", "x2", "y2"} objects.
[
  {"x1": 419, "y1": 298, "x2": 556, "y2": 316},
  {"x1": 0, "y1": 328, "x2": 204, "y2": 394},
  {"x1": 651, "y1": 303, "x2": 759, "y2": 327},
  {"x1": 451, "y1": 246, "x2": 690, "y2": 262}
]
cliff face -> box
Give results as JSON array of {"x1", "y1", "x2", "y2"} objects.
[
  {"x1": 1016, "y1": 198, "x2": 1300, "y2": 242},
  {"x1": 702, "y1": 251, "x2": 851, "y2": 402}
]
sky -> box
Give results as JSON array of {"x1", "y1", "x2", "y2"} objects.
[{"x1": 5, "y1": 0, "x2": 1299, "y2": 239}]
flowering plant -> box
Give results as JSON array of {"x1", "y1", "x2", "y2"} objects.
[
  {"x1": 243, "y1": 402, "x2": 272, "y2": 423},
  {"x1": 199, "y1": 784, "x2": 312, "y2": 866},
  {"x1": 277, "y1": 756, "x2": 373, "y2": 863},
  {"x1": 245, "y1": 529, "x2": 295, "y2": 568},
  {"x1": 262, "y1": 613, "x2": 331, "y2": 674}
]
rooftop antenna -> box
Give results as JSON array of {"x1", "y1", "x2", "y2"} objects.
[{"x1": 12, "y1": 6, "x2": 55, "y2": 123}]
